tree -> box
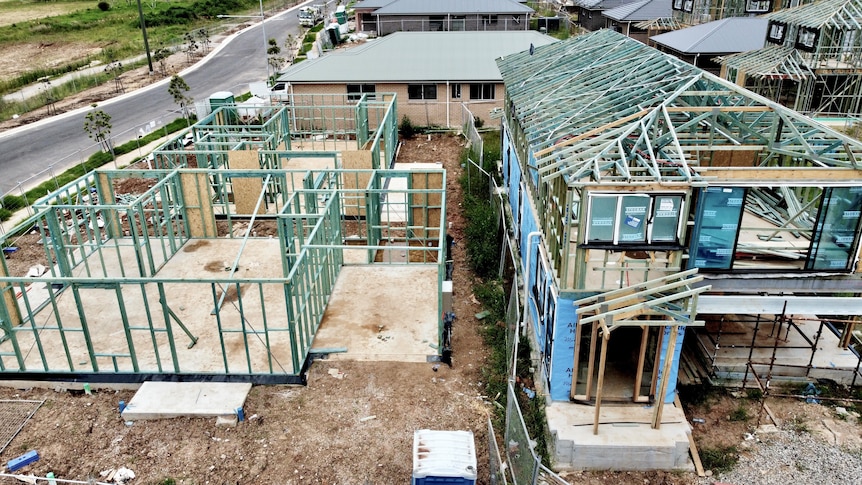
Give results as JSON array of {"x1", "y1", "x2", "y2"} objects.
[
  {"x1": 284, "y1": 34, "x2": 300, "y2": 64},
  {"x1": 197, "y1": 28, "x2": 211, "y2": 54},
  {"x1": 266, "y1": 38, "x2": 284, "y2": 79},
  {"x1": 153, "y1": 47, "x2": 171, "y2": 76},
  {"x1": 183, "y1": 32, "x2": 199, "y2": 64},
  {"x1": 168, "y1": 75, "x2": 193, "y2": 123},
  {"x1": 83, "y1": 105, "x2": 115, "y2": 167}
]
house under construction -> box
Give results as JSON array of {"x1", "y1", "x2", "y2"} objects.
[
  {"x1": 496, "y1": 29, "x2": 862, "y2": 471},
  {"x1": 0, "y1": 93, "x2": 448, "y2": 384}
]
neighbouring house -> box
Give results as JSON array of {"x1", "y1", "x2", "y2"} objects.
[
  {"x1": 719, "y1": 0, "x2": 862, "y2": 116},
  {"x1": 651, "y1": 16, "x2": 768, "y2": 73},
  {"x1": 354, "y1": 0, "x2": 534, "y2": 36},
  {"x1": 495, "y1": 28, "x2": 862, "y2": 471},
  {"x1": 602, "y1": 0, "x2": 673, "y2": 42},
  {"x1": 353, "y1": 0, "x2": 395, "y2": 33},
  {"x1": 573, "y1": 0, "x2": 640, "y2": 31},
  {"x1": 276, "y1": 30, "x2": 555, "y2": 128}
]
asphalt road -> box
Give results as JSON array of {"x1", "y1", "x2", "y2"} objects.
[{"x1": 0, "y1": 2, "x2": 314, "y2": 195}]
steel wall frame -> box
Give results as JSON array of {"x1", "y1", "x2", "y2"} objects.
[{"x1": 0, "y1": 166, "x2": 446, "y2": 384}]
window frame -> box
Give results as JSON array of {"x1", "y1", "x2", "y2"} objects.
[
  {"x1": 346, "y1": 83, "x2": 376, "y2": 102},
  {"x1": 469, "y1": 83, "x2": 495, "y2": 100},
  {"x1": 407, "y1": 84, "x2": 437, "y2": 100},
  {"x1": 451, "y1": 83, "x2": 461, "y2": 99},
  {"x1": 583, "y1": 192, "x2": 685, "y2": 247}
]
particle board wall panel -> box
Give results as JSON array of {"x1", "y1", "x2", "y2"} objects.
[
  {"x1": 180, "y1": 172, "x2": 217, "y2": 238},
  {"x1": 342, "y1": 150, "x2": 373, "y2": 217},
  {"x1": 229, "y1": 150, "x2": 264, "y2": 215}
]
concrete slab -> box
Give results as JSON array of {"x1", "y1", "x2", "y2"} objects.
[
  {"x1": 311, "y1": 265, "x2": 439, "y2": 362},
  {"x1": 121, "y1": 381, "x2": 252, "y2": 420},
  {"x1": 547, "y1": 401, "x2": 693, "y2": 471}
]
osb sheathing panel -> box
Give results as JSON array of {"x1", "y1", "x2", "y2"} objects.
[
  {"x1": 180, "y1": 172, "x2": 217, "y2": 237},
  {"x1": 342, "y1": 150, "x2": 372, "y2": 217},
  {"x1": 410, "y1": 171, "x2": 443, "y2": 240},
  {"x1": 229, "y1": 150, "x2": 264, "y2": 215},
  {"x1": 709, "y1": 150, "x2": 761, "y2": 167},
  {"x1": 0, "y1": 259, "x2": 21, "y2": 327}
]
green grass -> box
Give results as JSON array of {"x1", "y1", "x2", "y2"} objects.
[{"x1": 0, "y1": 0, "x2": 294, "y2": 96}]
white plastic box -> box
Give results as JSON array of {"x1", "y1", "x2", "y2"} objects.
[{"x1": 412, "y1": 429, "x2": 477, "y2": 485}]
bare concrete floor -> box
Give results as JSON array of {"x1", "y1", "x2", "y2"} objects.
[
  {"x1": 311, "y1": 265, "x2": 439, "y2": 363},
  {"x1": 3, "y1": 237, "x2": 440, "y2": 377}
]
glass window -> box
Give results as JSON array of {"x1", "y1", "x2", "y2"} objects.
[
  {"x1": 587, "y1": 196, "x2": 617, "y2": 243},
  {"x1": 807, "y1": 186, "x2": 862, "y2": 270},
  {"x1": 688, "y1": 187, "x2": 746, "y2": 270},
  {"x1": 650, "y1": 196, "x2": 683, "y2": 242},
  {"x1": 586, "y1": 193, "x2": 680, "y2": 245},
  {"x1": 451, "y1": 83, "x2": 461, "y2": 99},
  {"x1": 469, "y1": 83, "x2": 495, "y2": 100},
  {"x1": 408, "y1": 84, "x2": 437, "y2": 100},
  {"x1": 346, "y1": 84, "x2": 375, "y2": 101}
]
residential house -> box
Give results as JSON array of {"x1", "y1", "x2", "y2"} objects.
[
  {"x1": 573, "y1": 0, "x2": 640, "y2": 31},
  {"x1": 495, "y1": 28, "x2": 862, "y2": 471},
  {"x1": 651, "y1": 17, "x2": 768, "y2": 73},
  {"x1": 602, "y1": 0, "x2": 673, "y2": 42},
  {"x1": 720, "y1": 0, "x2": 862, "y2": 116},
  {"x1": 277, "y1": 31, "x2": 555, "y2": 128},
  {"x1": 354, "y1": 0, "x2": 534, "y2": 36}
]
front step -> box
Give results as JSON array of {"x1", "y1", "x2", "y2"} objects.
[{"x1": 547, "y1": 401, "x2": 693, "y2": 472}]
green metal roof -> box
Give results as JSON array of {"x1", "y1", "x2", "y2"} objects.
[
  {"x1": 719, "y1": 45, "x2": 814, "y2": 81},
  {"x1": 279, "y1": 31, "x2": 555, "y2": 83},
  {"x1": 765, "y1": 0, "x2": 862, "y2": 30},
  {"x1": 496, "y1": 29, "x2": 862, "y2": 185}
]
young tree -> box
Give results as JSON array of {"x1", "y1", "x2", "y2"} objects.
[
  {"x1": 168, "y1": 75, "x2": 193, "y2": 123},
  {"x1": 183, "y1": 32, "x2": 199, "y2": 64},
  {"x1": 266, "y1": 38, "x2": 284, "y2": 78},
  {"x1": 153, "y1": 47, "x2": 171, "y2": 76},
  {"x1": 197, "y1": 28, "x2": 211, "y2": 54},
  {"x1": 83, "y1": 105, "x2": 116, "y2": 166}
]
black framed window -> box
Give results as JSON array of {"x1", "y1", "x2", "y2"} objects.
[
  {"x1": 469, "y1": 83, "x2": 495, "y2": 100},
  {"x1": 407, "y1": 84, "x2": 437, "y2": 100},
  {"x1": 346, "y1": 84, "x2": 375, "y2": 101}
]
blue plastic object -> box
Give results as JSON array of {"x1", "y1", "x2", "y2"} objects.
[
  {"x1": 236, "y1": 407, "x2": 245, "y2": 422},
  {"x1": 7, "y1": 450, "x2": 39, "y2": 472}
]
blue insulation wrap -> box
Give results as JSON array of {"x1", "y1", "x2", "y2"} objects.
[
  {"x1": 549, "y1": 298, "x2": 578, "y2": 401},
  {"x1": 656, "y1": 326, "x2": 686, "y2": 403}
]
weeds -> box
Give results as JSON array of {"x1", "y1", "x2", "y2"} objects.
[
  {"x1": 700, "y1": 445, "x2": 739, "y2": 473},
  {"x1": 788, "y1": 416, "x2": 810, "y2": 434},
  {"x1": 729, "y1": 405, "x2": 750, "y2": 422}
]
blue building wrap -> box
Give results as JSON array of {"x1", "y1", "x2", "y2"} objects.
[
  {"x1": 549, "y1": 298, "x2": 577, "y2": 401},
  {"x1": 655, "y1": 326, "x2": 686, "y2": 403}
]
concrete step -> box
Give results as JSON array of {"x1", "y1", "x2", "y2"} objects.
[{"x1": 121, "y1": 381, "x2": 252, "y2": 421}]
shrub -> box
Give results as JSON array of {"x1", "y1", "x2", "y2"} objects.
[
  {"x1": 0, "y1": 207, "x2": 11, "y2": 222},
  {"x1": 97, "y1": 1, "x2": 110, "y2": 11},
  {"x1": 398, "y1": 115, "x2": 416, "y2": 138},
  {"x1": 1, "y1": 195, "x2": 26, "y2": 211}
]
